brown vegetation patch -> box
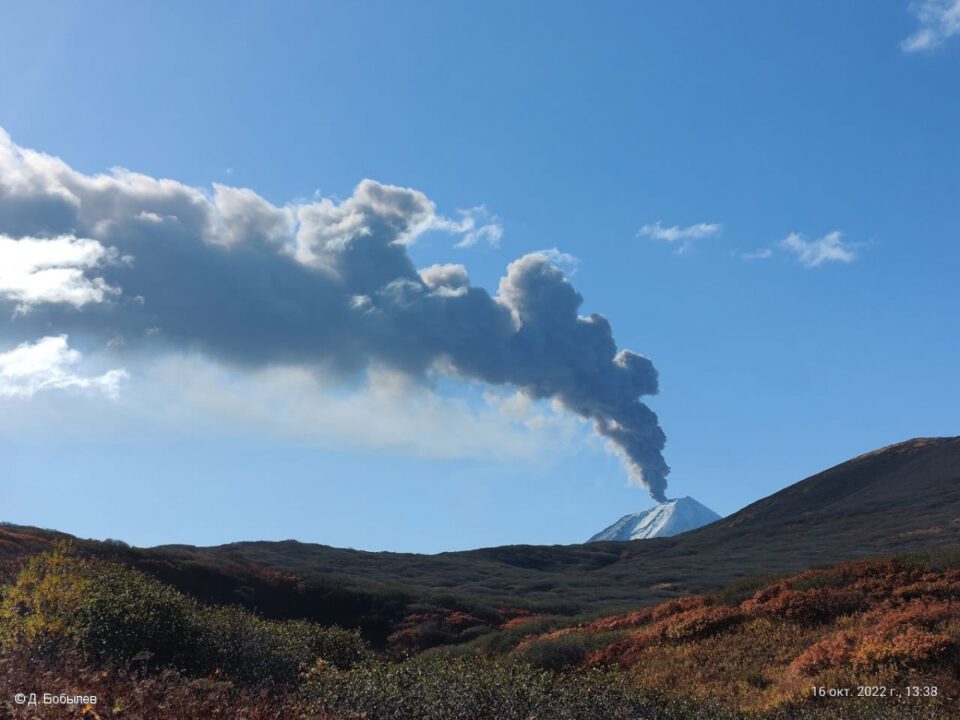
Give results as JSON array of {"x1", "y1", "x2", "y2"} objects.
[
  {"x1": 529, "y1": 556, "x2": 960, "y2": 712},
  {"x1": 741, "y1": 584, "x2": 866, "y2": 623}
]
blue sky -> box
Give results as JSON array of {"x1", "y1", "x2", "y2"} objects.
[{"x1": 1, "y1": 1, "x2": 958, "y2": 552}]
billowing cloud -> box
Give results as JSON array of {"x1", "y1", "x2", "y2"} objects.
[
  {"x1": 780, "y1": 231, "x2": 856, "y2": 268},
  {"x1": 212, "y1": 184, "x2": 296, "y2": 247},
  {"x1": 0, "y1": 129, "x2": 670, "y2": 499},
  {"x1": 902, "y1": 0, "x2": 960, "y2": 52},
  {"x1": 419, "y1": 263, "x2": 470, "y2": 296},
  {"x1": 0, "y1": 335, "x2": 127, "y2": 398}
]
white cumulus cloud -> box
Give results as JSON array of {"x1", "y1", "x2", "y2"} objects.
[
  {"x1": 0, "y1": 234, "x2": 120, "y2": 311},
  {"x1": 0, "y1": 335, "x2": 127, "y2": 399}
]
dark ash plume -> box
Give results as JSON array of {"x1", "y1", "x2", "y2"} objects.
[{"x1": 0, "y1": 129, "x2": 670, "y2": 499}]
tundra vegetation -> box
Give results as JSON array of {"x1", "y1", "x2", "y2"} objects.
[{"x1": 1, "y1": 543, "x2": 958, "y2": 719}]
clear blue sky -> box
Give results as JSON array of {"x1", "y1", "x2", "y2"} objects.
[{"x1": 1, "y1": 1, "x2": 958, "y2": 552}]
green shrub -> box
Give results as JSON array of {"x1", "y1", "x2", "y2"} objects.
[
  {"x1": 75, "y1": 562, "x2": 198, "y2": 669},
  {"x1": 513, "y1": 630, "x2": 624, "y2": 671},
  {"x1": 0, "y1": 548, "x2": 370, "y2": 684},
  {"x1": 462, "y1": 615, "x2": 571, "y2": 655},
  {"x1": 200, "y1": 608, "x2": 371, "y2": 683},
  {"x1": 304, "y1": 655, "x2": 740, "y2": 720}
]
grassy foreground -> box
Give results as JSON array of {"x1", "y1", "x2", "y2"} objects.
[{"x1": 1, "y1": 546, "x2": 957, "y2": 719}]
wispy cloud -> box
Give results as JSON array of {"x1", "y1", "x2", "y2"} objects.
[
  {"x1": 638, "y1": 221, "x2": 722, "y2": 243},
  {"x1": 123, "y1": 356, "x2": 584, "y2": 462},
  {"x1": 740, "y1": 248, "x2": 773, "y2": 261},
  {"x1": 533, "y1": 247, "x2": 580, "y2": 273},
  {"x1": 780, "y1": 231, "x2": 857, "y2": 268},
  {"x1": 638, "y1": 221, "x2": 721, "y2": 255},
  {"x1": 432, "y1": 205, "x2": 504, "y2": 249},
  {"x1": 902, "y1": 0, "x2": 960, "y2": 52},
  {"x1": 0, "y1": 335, "x2": 127, "y2": 399}
]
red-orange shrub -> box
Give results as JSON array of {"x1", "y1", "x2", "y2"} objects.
[
  {"x1": 863, "y1": 599, "x2": 954, "y2": 633},
  {"x1": 853, "y1": 627, "x2": 954, "y2": 669},
  {"x1": 656, "y1": 605, "x2": 743, "y2": 641},
  {"x1": 742, "y1": 586, "x2": 865, "y2": 623},
  {"x1": 651, "y1": 596, "x2": 709, "y2": 622},
  {"x1": 585, "y1": 607, "x2": 655, "y2": 632},
  {"x1": 790, "y1": 631, "x2": 857, "y2": 675}
]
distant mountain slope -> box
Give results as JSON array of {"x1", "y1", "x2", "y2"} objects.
[
  {"x1": 718, "y1": 437, "x2": 959, "y2": 533},
  {"x1": 3, "y1": 437, "x2": 959, "y2": 631},
  {"x1": 588, "y1": 497, "x2": 721, "y2": 541}
]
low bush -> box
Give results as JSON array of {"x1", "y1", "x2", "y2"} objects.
[
  {"x1": 741, "y1": 584, "x2": 865, "y2": 624},
  {"x1": 790, "y1": 631, "x2": 857, "y2": 675},
  {"x1": 460, "y1": 614, "x2": 570, "y2": 655},
  {"x1": 513, "y1": 630, "x2": 623, "y2": 670},
  {"x1": 0, "y1": 546, "x2": 371, "y2": 684},
  {"x1": 303, "y1": 655, "x2": 739, "y2": 720},
  {"x1": 657, "y1": 605, "x2": 744, "y2": 641},
  {"x1": 853, "y1": 627, "x2": 954, "y2": 670}
]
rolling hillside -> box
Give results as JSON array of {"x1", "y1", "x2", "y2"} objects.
[{"x1": 3, "y1": 436, "x2": 959, "y2": 643}]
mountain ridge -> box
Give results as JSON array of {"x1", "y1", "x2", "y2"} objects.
[{"x1": 2, "y1": 436, "x2": 959, "y2": 639}]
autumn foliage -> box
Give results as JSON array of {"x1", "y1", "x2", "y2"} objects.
[
  {"x1": 2, "y1": 545, "x2": 958, "y2": 717},
  {"x1": 506, "y1": 555, "x2": 960, "y2": 712}
]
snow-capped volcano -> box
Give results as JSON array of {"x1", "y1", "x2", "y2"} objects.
[{"x1": 588, "y1": 497, "x2": 722, "y2": 542}]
